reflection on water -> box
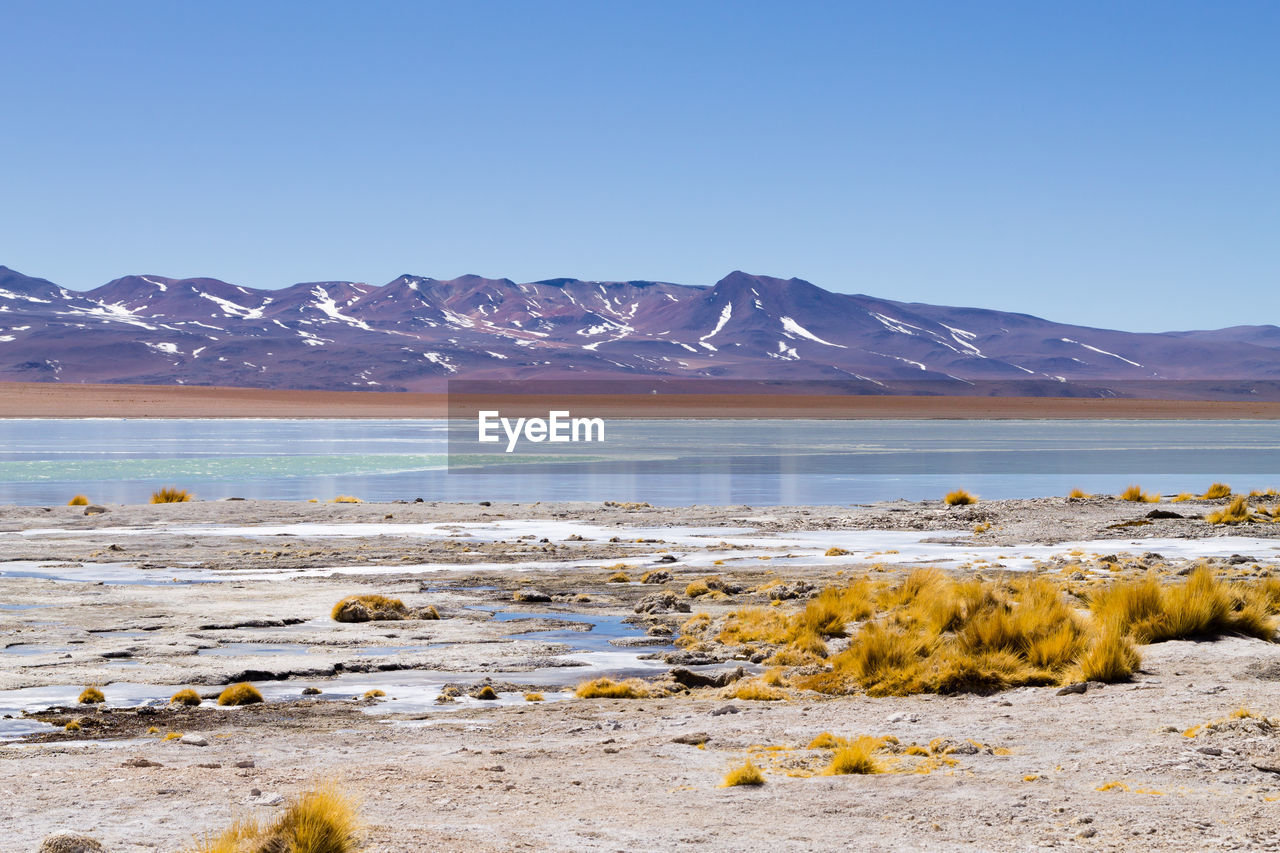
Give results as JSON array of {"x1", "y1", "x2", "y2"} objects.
[{"x1": 0, "y1": 418, "x2": 1278, "y2": 506}]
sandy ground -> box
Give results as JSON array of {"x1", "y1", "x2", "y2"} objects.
[
  {"x1": 4, "y1": 497, "x2": 1280, "y2": 851},
  {"x1": 6, "y1": 381, "x2": 1280, "y2": 418}
]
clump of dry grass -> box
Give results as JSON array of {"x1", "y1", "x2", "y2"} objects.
[
  {"x1": 1091, "y1": 566, "x2": 1275, "y2": 643},
  {"x1": 217, "y1": 682, "x2": 264, "y2": 706},
  {"x1": 362, "y1": 689, "x2": 386, "y2": 699},
  {"x1": 170, "y1": 688, "x2": 202, "y2": 706},
  {"x1": 685, "y1": 579, "x2": 711, "y2": 598},
  {"x1": 807, "y1": 732, "x2": 848, "y2": 750},
  {"x1": 330, "y1": 594, "x2": 409, "y2": 623},
  {"x1": 1067, "y1": 488, "x2": 1090, "y2": 499},
  {"x1": 575, "y1": 677, "x2": 649, "y2": 699},
  {"x1": 67, "y1": 494, "x2": 90, "y2": 506},
  {"x1": 188, "y1": 782, "x2": 360, "y2": 853},
  {"x1": 65, "y1": 720, "x2": 82, "y2": 732},
  {"x1": 944, "y1": 489, "x2": 977, "y2": 506},
  {"x1": 824, "y1": 546, "x2": 850, "y2": 557},
  {"x1": 825, "y1": 736, "x2": 882, "y2": 775},
  {"x1": 78, "y1": 686, "x2": 104, "y2": 704},
  {"x1": 475, "y1": 685, "x2": 498, "y2": 700},
  {"x1": 721, "y1": 759, "x2": 765, "y2": 787},
  {"x1": 151, "y1": 487, "x2": 193, "y2": 503},
  {"x1": 1118, "y1": 484, "x2": 1158, "y2": 503},
  {"x1": 606, "y1": 571, "x2": 631, "y2": 583},
  {"x1": 726, "y1": 679, "x2": 785, "y2": 701},
  {"x1": 1077, "y1": 620, "x2": 1141, "y2": 682},
  {"x1": 1206, "y1": 495, "x2": 1253, "y2": 525},
  {"x1": 330, "y1": 495, "x2": 362, "y2": 503},
  {"x1": 524, "y1": 692, "x2": 544, "y2": 702},
  {"x1": 1201, "y1": 482, "x2": 1233, "y2": 499}
]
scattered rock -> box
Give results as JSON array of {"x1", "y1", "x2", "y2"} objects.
[
  {"x1": 179, "y1": 734, "x2": 208, "y2": 747},
  {"x1": 1196, "y1": 746, "x2": 1223, "y2": 756},
  {"x1": 482, "y1": 765, "x2": 505, "y2": 772},
  {"x1": 634, "y1": 591, "x2": 690, "y2": 614},
  {"x1": 710, "y1": 705, "x2": 740, "y2": 717},
  {"x1": 82, "y1": 505, "x2": 107, "y2": 516},
  {"x1": 672, "y1": 732, "x2": 711, "y2": 745},
  {"x1": 121, "y1": 757, "x2": 162, "y2": 768},
  {"x1": 512, "y1": 589, "x2": 552, "y2": 603},
  {"x1": 1056, "y1": 682, "x2": 1088, "y2": 696},
  {"x1": 1145, "y1": 510, "x2": 1183, "y2": 519},
  {"x1": 1251, "y1": 757, "x2": 1280, "y2": 774},
  {"x1": 301, "y1": 687, "x2": 322, "y2": 695},
  {"x1": 1227, "y1": 554, "x2": 1255, "y2": 565},
  {"x1": 655, "y1": 555, "x2": 678, "y2": 564},
  {"x1": 235, "y1": 759, "x2": 255, "y2": 768},
  {"x1": 38, "y1": 834, "x2": 106, "y2": 853},
  {"x1": 670, "y1": 666, "x2": 745, "y2": 689}
]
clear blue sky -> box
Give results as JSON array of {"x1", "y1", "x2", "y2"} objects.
[{"x1": 3, "y1": 1, "x2": 1276, "y2": 332}]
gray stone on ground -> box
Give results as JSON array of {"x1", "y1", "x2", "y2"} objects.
[{"x1": 38, "y1": 834, "x2": 106, "y2": 853}]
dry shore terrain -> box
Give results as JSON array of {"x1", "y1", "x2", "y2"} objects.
[
  {"x1": 6, "y1": 381, "x2": 1280, "y2": 419},
  {"x1": 4, "y1": 496, "x2": 1280, "y2": 850}
]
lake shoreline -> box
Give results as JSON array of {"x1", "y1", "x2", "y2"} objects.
[{"x1": 5, "y1": 381, "x2": 1280, "y2": 419}]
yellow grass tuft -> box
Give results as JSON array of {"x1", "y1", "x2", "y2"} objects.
[
  {"x1": 1118, "y1": 484, "x2": 1158, "y2": 503},
  {"x1": 188, "y1": 782, "x2": 360, "y2": 853},
  {"x1": 825, "y1": 736, "x2": 882, "y2": 775},
  {"x1": 475, "y1": 685, "x2": 498, "y2": 700},
  {"x1": 68, "y1": 494, "x2": 90, "y2": 506},
  {"x1": 575, "y1": 677, "x2": 648, "y2": 699},
  {"x1": 1171, "y1": 493, "x2": 1195, "y2": 502},
  {"x1": 217, "y1": 682, "x2": 264, "y2": 706},
  {"x1": 1077, "y1": 621, "x2": 1141, "y2": 682},
  {"x1": 330, "y1": 594, "x2": 409, "y2": 623},
  {"x1": 824, "y1": 546, "x2": 850, "y2": 557},
  {"x1": 685, "y1": 580, "x2": 711, "y2": 598},
  {"x1": 727, "y1": 679, "x2": 785, "y2": 701},
  {"x1": 170, "y1": 688, "x2": 202, "y2": 706},
  {"x1": 808, "y1": 732, "x2": 849, "y2": 750},
  {"x1": 721, "y1": 759, "x2": 766, "y2": 787},
  {"x1": 606, "y1": 571, "x2": 631, "y2": 583},
  {"x1": 78, "y1": 686, "x2": 105, "y2": 704},
  {"x1": 1067, "y1": 488, "x2": 1090, "y2": 499},
  {"x1": 65, "y1": 720, "x2": 81, "y2": 732},
  {"x1": 944, "y1": 489, "x2": 977, "y2": 506},
  {"x1": 330, "y1": 495, "x2": 362, "y2": 503},
  {"x1": 1206, "y1": 495, "x2": 1252, "y2": 525},
  {"x1": 1091, "y1": 565, "x2": 1275, "y2": 643},
  {"x1": 362, "y1": 689, "x2": 385, "y2": 699},
  {"x1": 524, "y1": 692, "x2": 544, "y2": 702},
  {"x1": 1201, "y1": 482, "x2": 1233, "y2": 499},
  {"x1": 151, "y1": 487, "x2": 193, "y2": 503}
]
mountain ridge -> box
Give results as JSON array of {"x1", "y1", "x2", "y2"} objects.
[{"x1": 0, "y1": 265, "x2": 1276, "y2": 397}]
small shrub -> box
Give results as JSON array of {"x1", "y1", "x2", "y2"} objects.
[
  {"x1": 217, "y1": 682, "x2": 264, "y2": 706},
  {"x1": 808, "y1": 732, "x2": 848, "y2": 750},
  {"x1": 188, "y1": 782, "x2": 360, "y2": 853},
  {"x1": 78, "y1": 687, "x2": 105, "y2": 704},
  {"x1": 170, "y1": 688, "x2": 202, "y2": 706},
  {"x1": 727, "y1": 679, "x2": 784, "y2": 701},
  {"x1": 686, "y1": 580, "x2": 711, "y2": 598},
  {"x1": 1201, "y1": 482, "x2": 1233, "y2": 500},
  {"x1": 362, "y1": 689, "x2": 386, "y2": 699},
  {"x1": 721, "y1": 759, "x2": 765, "y2": 787},
  {"x1": 68, "y1": 494, "x2": 90, "y2": 506},
  {"x1": 1067, "y1": 488, "x2": 1089, "y2": 499},
  {"x1": 826, "y1": 736, "x2": 882, "y2": 775},
  {"x1": 944, "y1": 489, "x2": 977, "y2": 506},
  {"x1": 151, "y1": 487, "x2": 192, "y2": 503},
  {"x1": 524, "y1": 692, "x2": 544, "y2": 702},
  {"x1": 1119, "y1": 484, "x2": 1158, "y2": 503},
  {"x1": 419, "y1": 605, "x2": 441, "y2": 620},
  {"x1": 575, "y1": 677, "x2": 648, "y2": 699},
  {"x1": 824, "y1": 547, "x2": 850, "y2": 557},
  {"x1": 1078, "y1": 622, "x2": 1140, "y2": 682},
  {"x1": 331, "y1": 594, "x2": 409, "y2": 623},
  {"x1": 475, "y1": 685, "x2": 498, "y2": 700},
  {"x1": 1206, "y1": 496, "x2": 1252, "y2": 525},
  {"x1": 331, "y1": 495, "x2": 362, "y2": 503},
  {"x1": 65, "y1": 720, "x2": 81, "y2": 732},
  {"x1": 607, "y1": 572, "x2": 631, "y2": 583}
]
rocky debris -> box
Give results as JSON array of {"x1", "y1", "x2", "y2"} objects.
[
  {"x1": 764, "y1": 581, "x2": 815, "y2": 600},
  {"x1": 38, "y1": 834, "x2": 106, "y2": 853},
  {"x1": 331, "y1": 596, "x2": 409, "y2": 623},
  {"x1": 1145, "y1": 509, "x2": 1183, "y2": 519},
  {"x1": 634, "y1": 591, "x2": 690, "y2": 614},
  {"x1": 640, "y1": 571, "x2": 671, "y2": 584},
  {"x1": 82, "y1": 505, "x2": 107, "y2": 516},
  {"x1": 512, "y1": 589, "x2": 552, "y2": 603},
  {"x1": 1056, "y1": 682, "x2": 1088, "y2": 696},
  {"x1": 655, "y1": 554, "x2": 678, "y2": 564},
  {"x1": 179, "y1": 734, "x2": 208, "y2": 747},
  {"x1": 670, "y1": 666, "x2": 746, "y2": 689},
  {"x1": 672, "y1": 732, "x2": 711, "y2": 745},
  {"x1": 121, "y1": 757, "x2": 162, "y2": 768},
  {"x1": 709, "y1": 705, "x2": 740, "y2": 716}
]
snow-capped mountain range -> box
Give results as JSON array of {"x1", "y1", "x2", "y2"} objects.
[{"x1": 0, "y1": 265, "x2": 1276, "y2": 397}]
